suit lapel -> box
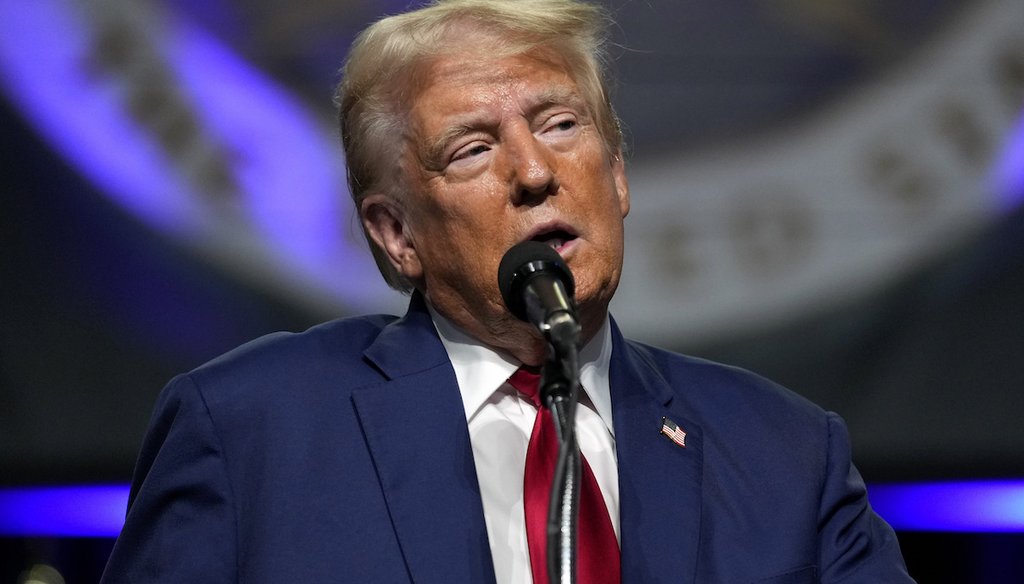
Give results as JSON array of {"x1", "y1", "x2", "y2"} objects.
[
  {"x1": 352, "y1": 301, "x2": 702, "y2": 583},
  {"x1": 352, "y1": 296, "x2": 496, "y2": 584},
  {"x1": 610, "y1": 323, "x2": 703, "y2": 584}
]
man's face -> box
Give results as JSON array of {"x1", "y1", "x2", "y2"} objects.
[{"x1": 362, "y1": 48, "x2": 629, "y2": 359}]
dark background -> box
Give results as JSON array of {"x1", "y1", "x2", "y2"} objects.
[{"x1": 2, "y1": 0, "x2": 1023, "y2": 582}]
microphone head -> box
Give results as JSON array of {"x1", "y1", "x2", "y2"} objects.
[{"x1": 498, "y1": 241, "x2": 575, "y2": 322}]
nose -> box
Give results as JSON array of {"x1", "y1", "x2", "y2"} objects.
[{"x1": 507, "y1": 128, "x2": 558, "y2": 205}]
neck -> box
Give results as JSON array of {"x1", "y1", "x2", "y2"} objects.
[{"x1": 425, "y1": 296, "x2": 606, "y2": 368}]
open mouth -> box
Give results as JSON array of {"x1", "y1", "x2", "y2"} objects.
[{"x1": 530, "y1": 228, "x2": 577, "y2": 252}]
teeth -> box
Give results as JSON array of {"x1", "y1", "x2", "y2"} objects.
[{"x1": 546, "y1": 238, "x2": 564, "y2": 249}]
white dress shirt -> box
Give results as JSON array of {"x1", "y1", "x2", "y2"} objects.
[{"x1": 429, "y1": 308, "x2": 619, "y2": 584}]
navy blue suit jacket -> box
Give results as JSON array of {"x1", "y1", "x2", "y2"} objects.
[{"x1": 102, "y1": 296, "x2": 913, "y2": 583}]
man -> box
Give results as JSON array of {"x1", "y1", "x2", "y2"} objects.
[{"x1": 102, "y1": 1, "x2": 914, "y2": 582}]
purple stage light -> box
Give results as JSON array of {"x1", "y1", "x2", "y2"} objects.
[
  {"x1": 3, "y1": 481, "x2": 1024, "y2": 537},
  {"x1": 990, "y1": 108, "x2": 1024, "y2": 210},
  {"x1": 0, "y1": 0, "x2": 392, "y2": 313},
  {"x1": 869, "y1": 480, "x2": 1024, "y2": 532},
  {"x1": 0, "y1": 485, "x2": 130, "y2": 538}
]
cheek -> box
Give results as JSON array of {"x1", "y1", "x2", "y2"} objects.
[
  {"x1": 417, "y1": 206, "x2": 511, "y2": 273},
  {"x1": 568, "y1": 145, "x2": 618, "y2": 193}
]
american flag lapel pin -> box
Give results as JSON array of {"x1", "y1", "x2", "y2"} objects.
[{"x1": 660, "y1": 417, "x2": 687, "y2": 448}]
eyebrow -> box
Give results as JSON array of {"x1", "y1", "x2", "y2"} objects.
[
  {"x1": 421, "y1": 122, "x2": 482, "y2": 169},
  {"x1": 531, "y1": 86, "x2": 587, "y2": 114}
]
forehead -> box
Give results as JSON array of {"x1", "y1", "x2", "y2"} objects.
[{"x1": 407, "y1": 51, "x2": 584, "y2": 130}]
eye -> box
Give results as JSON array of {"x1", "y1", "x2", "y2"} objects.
[
  {"x1": 451, "y1": 142, "x2": 490, "y2": 163},
  {"x1": 554, "y1": 119, "x2": 576, "y2": 132},
  {"x1": 541, "y1": 114, "x2": 578, "y2": 137}
]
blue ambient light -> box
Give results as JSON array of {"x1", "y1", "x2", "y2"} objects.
[
  {"x1": 2, "y1": 481, "x2": 1024, "y2": 537},
  {"x1": 991, "y1": 109, "x2": 1024, "y2": 210},
  {"x1": 0, "y1": 485, "x2": 130, "y2": 537},
  {"x1": 0, "y1": 0, "x2": 391, "y2": 313},
  {"x1": 869, "y1": 480, "x2": 1024, "y2": 532}
]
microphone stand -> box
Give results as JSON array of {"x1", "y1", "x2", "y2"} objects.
[
  {"x1": 540, "y1": 336, "x2": 581, "y2": 584},
  {"x1": 496, "y1": 240, "x2": 583, "y2": 583}
]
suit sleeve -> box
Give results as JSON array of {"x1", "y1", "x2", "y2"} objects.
[
  {"x1": 817, "y1": 412, "x2": 915, "y2": 583},
  {"x1": 101, "y1": 375, "x2": 238, "y2": 583}
]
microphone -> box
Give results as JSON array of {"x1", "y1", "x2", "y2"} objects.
[
  {"x1": 500, "y1": 242, "x2": 583, "y2": 581},
  {"x1": 498, "y1": 241, "x2": 581, "y2": 352}
]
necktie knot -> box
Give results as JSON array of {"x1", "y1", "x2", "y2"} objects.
[{"x1": 508, "y1": 366, "x2": 542, "y2": 407}]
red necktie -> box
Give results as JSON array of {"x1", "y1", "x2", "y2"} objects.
[{"x1": 508, "y1": 367, "x2": 621, "y2": 584}]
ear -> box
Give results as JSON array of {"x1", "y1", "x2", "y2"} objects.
[
  {"x1": 611, "y1": 150, "x2": 630, "y2": 218},
  {"x1": 360, "y1": 194, "x2": 424, "y2": 282}
]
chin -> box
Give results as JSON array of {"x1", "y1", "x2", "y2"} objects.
[{"x1": 575, "y1": 262, "x2": 620, "y2": 300}]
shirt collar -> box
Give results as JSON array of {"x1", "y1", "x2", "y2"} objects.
[{"x1": 428, "y1": 305, "x2": 615, "y2": 436}]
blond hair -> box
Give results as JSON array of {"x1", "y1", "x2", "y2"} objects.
[{"x1": 335, "y1": 0, "x2": 621, "y2": 291}]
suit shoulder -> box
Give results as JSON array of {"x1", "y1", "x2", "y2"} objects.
[
  {"x1": 208, "y1": 314, "x2": 394, "y2": 365},
  {"x1": 623, "y1": 338, "x2": 825, "y2": 423},
  {"x1": 177, "y1": 314, "x2": 398, "y2": 403}
]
